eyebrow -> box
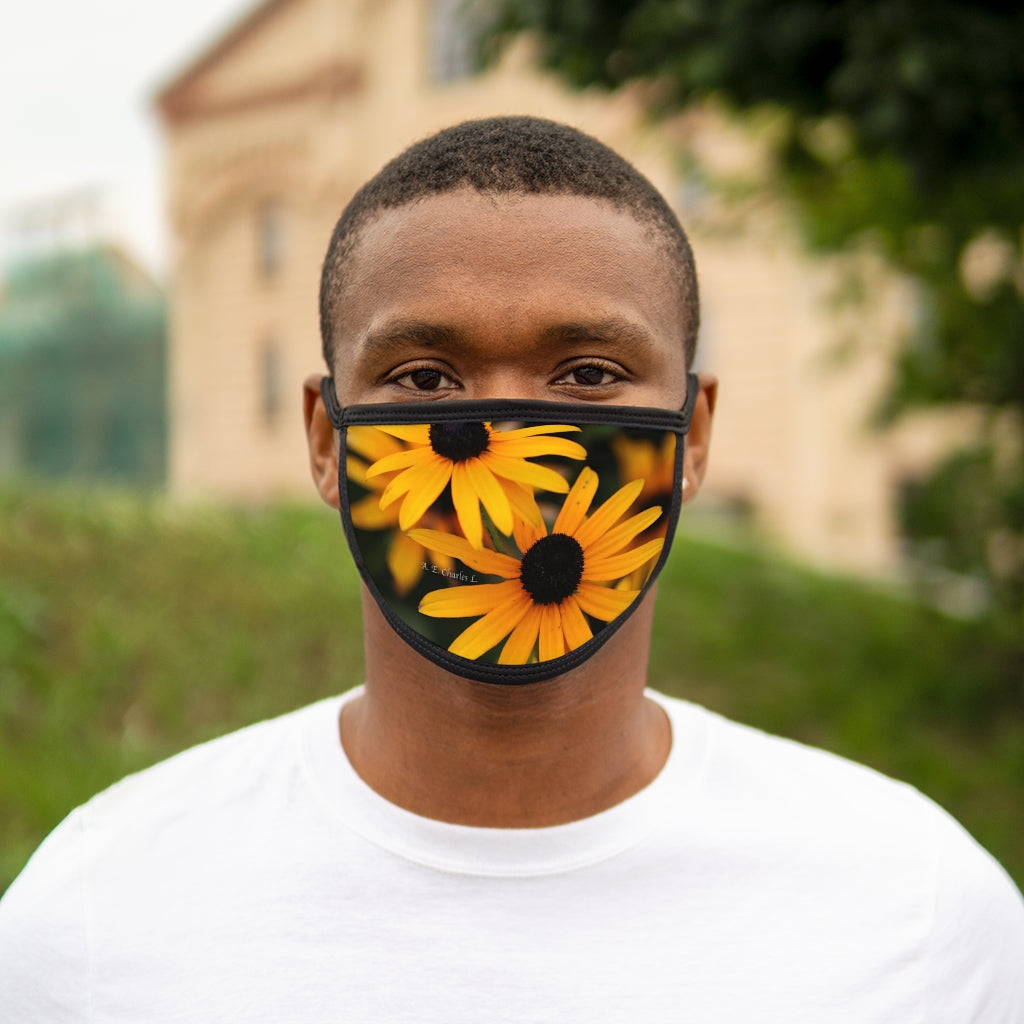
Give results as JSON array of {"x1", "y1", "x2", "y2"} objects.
[
  {"x1": 362, "y1": 315, "x2": 657, "y2": 355},
  {"x1": 362, "y1": 320, "x2": 460, "y2": 353},
  {"x1": 537, "y1": 317, "x2": 656, "y2": 352}
]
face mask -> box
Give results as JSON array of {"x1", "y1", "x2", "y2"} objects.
[{"x1": 320, "y1": 374, "x2": 700, "y2": 685}]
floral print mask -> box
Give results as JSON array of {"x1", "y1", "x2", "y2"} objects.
[{"x1": 321, "y1": 375, "x2": 700, "y2": 685}]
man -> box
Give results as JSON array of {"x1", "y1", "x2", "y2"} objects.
[{"x1": 2, "y1": 116, "x2": 1022, "y2": 1022}]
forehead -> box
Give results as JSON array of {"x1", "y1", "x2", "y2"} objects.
[{"x1": 333, "y1": 189, "x2": 687, "y2": 361}]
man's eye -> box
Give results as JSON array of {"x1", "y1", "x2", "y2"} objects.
[
  {"x1": 392, "y1": 368, "x2": 457, "y2": 391},
  {"x1": 559, "y1": 364, "x2": 620, "y2": 387}
]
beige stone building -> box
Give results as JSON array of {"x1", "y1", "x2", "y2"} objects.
[{"x1": 157, "y1": 0, "x2": 957, "y2": 576}]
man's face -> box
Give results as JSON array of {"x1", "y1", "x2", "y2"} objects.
[{"x1": 328, "y1": 189, "x2": 691, "y2": 411}]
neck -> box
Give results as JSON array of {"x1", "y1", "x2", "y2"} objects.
[{"x1": 340, "y1": 590, "x2": 670, "y2": 828}]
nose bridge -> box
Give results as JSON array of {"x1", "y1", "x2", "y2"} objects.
[
  {"x1": 452, "y1": 307, "x2": 554, "y2": 400},
  {"x1": 466, "y1": 359, "x2": 551, "y2": 402}
]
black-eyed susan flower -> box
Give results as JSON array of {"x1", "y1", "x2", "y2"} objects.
[
  {"x1": 347, "y1": 425, "x2": 454, "y2": 595},
  {"x1": 407, "y1": 467, "x2": 665, "y2": 664},
  {"x1": 610, "y1": 431, "x2": 678, "y2": 588},
  {"x1": 347, "y1": 425, "x2": 407, "y2": 529},
  {"x1": 364, "y1": 421, "x2": 586, "y2": 549},
  {"x1": 611, "y1": 432, "x2": 677, "y2": 510}
]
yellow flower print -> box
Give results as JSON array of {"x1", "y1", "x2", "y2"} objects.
[
  {"x1": 408, "y1": 467, "x2": 664, "y2": 664},
  {"x1": 346, "y1": 425, "x2": 451, "y2": 596},
  {"x1": 610, "y1": 431, "x2": 678, "y2": 588},
  {"x1": 611, "y1": 432, "x2": 676, "y2": 509},
  {"x1": 364, "y1": 421, "x2": 586, "y2": 548}
]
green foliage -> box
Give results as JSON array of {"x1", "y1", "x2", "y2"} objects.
[
  {"x1": 489, "y1": 1, "x2": 1023, "y2": 183},
  {"x1": 1, "y1": 489, "x2": 1021, "y2": 895},
  {"x1": 485, "y1": 0, "x2": 1024, "y2": 645},
  {"x1": 0, "y1": 488, "x2": 365, "y2": 894},
  {"x1": 653, "y1": 531, "x2": 1024, "y2": 885},
  {"x1": 0, "y1": 247, "x2": 167, "y2": 484},
  {"x1": 899, "y1": 444, "x2": 1024, "y2": 642}
]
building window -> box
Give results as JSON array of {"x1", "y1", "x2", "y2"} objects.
[
  {"x1": 261, "y1": 339, "x2": 283, "y2": 426},
  {"x1": 257, "y1": 202, "x2": 283, "y2": 279}
]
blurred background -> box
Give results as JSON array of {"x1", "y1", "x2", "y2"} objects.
[{"x1": 2, "y1": 0, "x2": 1022, "y2": 894}]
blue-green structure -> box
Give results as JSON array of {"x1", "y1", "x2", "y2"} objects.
[{"x1": 0, "y1": 246, "x2": 167, "y2": 485}]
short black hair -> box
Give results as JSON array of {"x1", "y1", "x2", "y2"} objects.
[{"x1": 319, "y1": 115, "x2": 699, "y2": 367}]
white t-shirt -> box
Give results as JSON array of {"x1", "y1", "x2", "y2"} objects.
[{"x1": 2, "y1": 689, "x2": 1022, "y2": 1023}]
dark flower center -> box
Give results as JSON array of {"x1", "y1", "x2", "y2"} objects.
[
  {"x1": 519, "y1": 534, "x2": 585, "y2": 605},
  {"x1": 429, "y1": 421, "x2": 490, "y2": 462}
]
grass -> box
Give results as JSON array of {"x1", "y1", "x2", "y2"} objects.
[{"x1": 1, "y1": 485, "x2": 1021, "y2": 895}]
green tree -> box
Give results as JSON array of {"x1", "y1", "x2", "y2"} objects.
[{"x1": 486, "y1": 0, "x2": 1024, "y2": 661}]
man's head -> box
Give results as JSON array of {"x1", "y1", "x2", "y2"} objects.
[
  {"x1": 318, "y1": 116, "x2": 700, "y2": 374},
  {"x1": 305, "y1": 115, "x2": 717, "y2": 686},
  {"x1": 307, "y1": 115, "x2": 716, "y2": 515}
]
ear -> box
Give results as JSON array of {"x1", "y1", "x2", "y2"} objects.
[
  {"x1": 303, "y1": 373, "x2": 340, "y2": 509},
  {"x1": 681, "y1": 373, "x2": 717, "y2": 504}
]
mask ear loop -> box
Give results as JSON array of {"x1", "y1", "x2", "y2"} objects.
[
  {"x1": 680, "y1": 371, "x2": 699, "y2": 430},
  {"x1": 320, "y1": 376, "x2": 345, "y2": 430}
]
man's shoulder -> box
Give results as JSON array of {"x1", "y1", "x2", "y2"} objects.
[
  {"x1": 654, "y1": 690, "x2": 1014, "y2": 871},
  {"x1": 80, "y1": 693, "x2": 344, "y2": 824},
  {"x1": 6, "y1": 692, "x2": 344, "y2": 897},
  {"x1": 658, "y1": 690, "x2": 933, "y2": 811},
  {"x1": 649, "y1": 693, "x2": 1024, "y2": 1022},
  {"x1": 0, "y1": 693, "x2": 351, "y2": 1019}
]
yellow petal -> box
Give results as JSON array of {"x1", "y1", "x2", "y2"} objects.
[
  {"x1": 346, "y1": 455, "x2": 373, "y2": 489},
  {"x1": 407, "y1": 529, "x2": 521, "y2": 578},
  {"x1": 397, "y1": 459, "x2": 454, "y2": 530},
  {"x1": 584, "y1": 506, "x2": 663, "y2": 561},
  {"x1": 552, "y1": 466, "x2": 599, "y2": 535},
  {"x1": 451, "y1": 462, "x2": 484, "y2": 549},
  {"x1": 613, "y1": 435, "x2": 675, "y2": 493},
  {"x1": 583, "y1": 537, "x2": 664, "y2": 582},
  {"x1": 374, "y1": 423, "x2": 431, "y2": 444},
  {"x1": 498, "y1": 604, "x2": 544, "y2": 664},
  {"x1": 512, "y1": 514, "x2": 546, "y2": 556},
  {"x1": 559, "y1": 597, "x2": 594, "y2": 652},
  {"x1": 379, "y1": 458, "x2": 440, "y2": 508},
  {"x1": 465, "y1": 458, "x2": 514, "y2": 536},
  {"x1": 420, "y1": 580, "x2": 522, "y2": 618},
  {"x1": 387, "y1": 531, "x2": 426, "y2": 596},
  {"x1": 478, "y1": 452, "x2": 571, "y2": 494},
  {"x1": 503, "y1": 481, "x2": 544, "y2": 528},
  {"x1": 378, "y1": 474, "x2": 410, "y2": 510},
  {"x1": 574, "y1": 581, "x2": 640, "y2": 622},
  {"x1": 496, "y1": 424, "x2": 581, "y2": 439},
  {"x1": 573, "y1": 478, "x2": 645, "y2": 550},
  {"x1": 449, "y1": 590, "x2": 533, "y2": 660},
  {"x1": 350, "y1": 493, "x2": 397, "y2": 530},
  {"x1": 610, "y1": 436, "x2": 656, "y2": 480},
  {"x1": 490, "y1": 436, "x2": 587, "y2": 460},
  {"x1": 365, "y1": 447, "x2": 433, "y2": 479},
  {"x1": 348, "y1": 425, "x2": 408, "y2": 462},
  {"x1": 538, "y1": 604, "x2": 566, "y2": 661}
]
